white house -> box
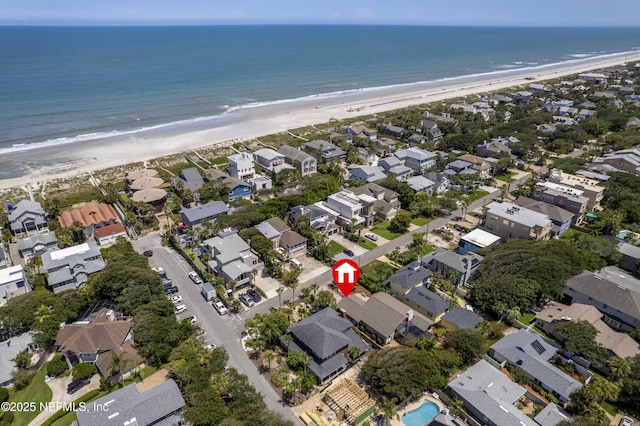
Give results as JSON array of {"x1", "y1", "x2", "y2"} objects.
[{"x1": 227, "y1": 152, "x2": 255, "y2": 181}]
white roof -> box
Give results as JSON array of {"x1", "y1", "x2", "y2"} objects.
[
  {"x1": 0, "y1": 265, "x2": 25, "y2": 285},
  {"x1": 485, "y1": 201, "x2": 551, "y2": 228},
  {"x1": 461, "y1": 229, "x2": 501, "y2": 248},
  {"x1": 49, "y1": 243, "x2": 91, "y2": 261}
]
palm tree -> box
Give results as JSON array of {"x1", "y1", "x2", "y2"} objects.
[
  {"x1": 348, "y1": 346, "x2": 362, "y2": 361},
  {"x1": 448, "y1": 398, "x2": 464, "y2": 417},
  {"x1": 381, "y1": 398, "x2": 399, "y2": 426},
  {"x1": 34, "y1": 305, "x2": 54, "y2": 323},
  {"x1": 229, "y1": 299, "x2": 242, "y2": 314},
  {"x1": 607, "y1": 357, "x2": 631, "y2": 381},
  {"x1": 310, "y1": 283, "x2": 319, "y2": 299},
  {"x1": 276, "y1": 287, "x2": 285, "y2": 308},
  {"x1": 289, "y1": 281, "x2": 299, "y2": 301},
  {"x1": 298, "y1": 352, "x2": 311, "y2": 373},
  {"x1": 282, "y1": 334, "x2": 293, "y2": 352},
  {"x1": 263, "y1": 350, "x2": 276, "y2": 372},
  {"x1": 109, "y1": 351, "x2": 130, "y2": 386}
]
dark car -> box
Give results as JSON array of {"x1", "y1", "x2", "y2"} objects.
[
  {"x1": 165, "y1": 286, "x2": 179, "y2": 294},
  {"x1": 343, "y1": 249, "x2": 355, "y2": 257},
  {"x1": 247, "y1": 289, "x2": 262, "y2": 303},
  {"x1": 67, "y1": 378, "x2": 90, "y2": 394},
  {"x1": 143, "y1": 249, "x2": 153, "y2": 257}
]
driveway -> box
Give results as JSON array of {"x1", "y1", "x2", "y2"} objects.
[{"x1": 30, "y1": 374, "x2": 100, "y2": 426}]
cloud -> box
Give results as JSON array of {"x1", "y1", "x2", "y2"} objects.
[{"x1": 354, "y1": 8, "x2": 375, "y2": 19}]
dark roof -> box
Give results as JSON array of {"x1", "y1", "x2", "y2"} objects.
[
  {"x1": 76, "y1": 379, "x2": 185, "y2": 426},
  {"x1": 441, "y1": 307, "x2": 482, "y2": 329},
  {"x1": 180, "y1": 201, "x2": 228, "y2": 225},
  {"x1": 287, "y1": 308, "x2": 353, "y2": 359},
  {"x1": 174, "y1": 167, "x2": 205, "y2": 192},
  {"x1": 516, "y1": 196, "x2": 574, "y2": 224},
  {"x1": 405, "y1": 286, "x2": 450, "y2": 317},
  {"x1": 383, "y1": 261, "x2": 432, "y2": 291}
]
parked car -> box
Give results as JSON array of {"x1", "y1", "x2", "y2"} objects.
[
  {"x1": 212, "y1": 300, "x2": 228, "y2": 315},
  {"x1": 67, "y1": 378, "x2": 90, "y2": 394},
  {"x1": 291, "y1": 258, "x2": 304, "y2": 269},
  {"x1": 186, "y1": 315, "x2": 197, "y2": 324},
  {"x1": 171, "y1": 295, "x2": 182, "y2": 304},
  {"x1": 620, "y1": 417, "x2": 635, "y2": 426},
  {"x1": 205, "y1": 343, "x2": 216, "y2": 351},
  {"x1": 188, "y1": 271, "x2": 203, "y2": 284},
  {"x1": 164, "y1": 286, "x2": 179, "y2": 294},
  {"x1": 143, "y1": 250, "x2": 153, "y2": 257},
  {"x1": 240, "y1": 294, "x2": 255, "y2": 308},
  {"x1": 161, "y1": 277, "x2": 173, "y2": 287},
  {"x1": 247, "y1": 289, "x2": 262, "y2": 303},
  {"x1": 343, "y1": 249, "x2": 355, "y2": 257},
  {"x1": 174, "y1": 304, "x2": 187, "y2": 314},
  {"x1": 365, "y1": 233, "x2": 378, "y2": 241}
]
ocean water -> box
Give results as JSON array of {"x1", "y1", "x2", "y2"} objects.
[{"x1": 1, "y1": 25, "x2": 640, "y2": 154}]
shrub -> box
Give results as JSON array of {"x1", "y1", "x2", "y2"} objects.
[
  {"x1": 47, "y1": 354, "x2": 68, "y2": 377},
  {"x1": 72, "y1": 363, "x2": 97, "y2": 380},
  {"x1": 0, "y1": 388, "x2": 7, "y2": 403},
  {"x1": 0, "y1": 411, "x2": 14, "y2": 426},
  {"x1": 11, "y1": 369, "x2": 36, "y2": 390}
]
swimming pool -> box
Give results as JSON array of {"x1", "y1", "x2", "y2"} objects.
[{"x1": 401, "y1": 401, "x2": 440, "y2": 426}]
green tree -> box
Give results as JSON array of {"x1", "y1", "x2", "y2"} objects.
[
  {"x1": 389, "y1": 211, "x2": 412, "y2": 234},
  {"x1": 442, "y1": 329, "x2": 485, "y2": 366},
  {"x1": 47, "y1": 353, "x2": 69, "y2": 377},
  {"x1": 607, "y1": 356, "x2": 631, "y2": 381},
  {"x1": 72, "y1": 362, "x2": 98, "y2": 380},
  {"x1": 312, "y1": 290, "x2": 336, "y2": 310}
]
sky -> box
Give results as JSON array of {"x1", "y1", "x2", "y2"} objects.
[{"x1": 3, "y1": 0, "x2": 640, "y2": 26}]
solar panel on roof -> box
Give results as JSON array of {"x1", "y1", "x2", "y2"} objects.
[{"x1": 531, "y1": 339, "x2": 546, "y2": 355}]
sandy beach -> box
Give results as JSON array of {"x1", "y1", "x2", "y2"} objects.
[{"x1": 1, "y1": 50, "x2": 640, "y2": 191}]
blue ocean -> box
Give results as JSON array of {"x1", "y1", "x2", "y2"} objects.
[{"x1": 1, "y1": 25, "x2": 639, "y2": 153}]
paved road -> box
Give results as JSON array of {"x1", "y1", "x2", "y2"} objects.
[{"x1": 131, "y1": 235, "x2": 298, "y2": 424}]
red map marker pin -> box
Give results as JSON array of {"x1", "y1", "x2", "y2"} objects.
[{"x1": 332, "y1": 259, "x2": 360, "y2": 297}]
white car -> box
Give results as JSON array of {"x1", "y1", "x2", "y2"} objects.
[
  {"x1": 186, "y1": 316, "x2": 197, "y2": 324},
  {"x1": 619, "y1": 417, "x2": 635, "y2": 426},
  {"x1": 174, "y1": 304, "x2": 187, "y2": 314},
  {"x1": 365, "y1": 232, "x2": 378, "y2": 241},
  {"x1": 188, "y1": 271, "x2": 203, "y2": 284},
  {"x1": 171, "y1": 295, "x2": 182, "y2": 304},
  {"x1": 213, "y1": 300, "x2": 228, "y2": 315}
]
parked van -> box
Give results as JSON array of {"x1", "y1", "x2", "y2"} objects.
[
  {"x1": 174, "y1": 304, "x2": 187, "y2": 315},
  {"x1": 291, "y1": 259, "x2": 304, "y2": 270}
]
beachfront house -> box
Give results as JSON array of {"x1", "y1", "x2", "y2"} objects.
[
  {"x1": 172, "y1": 167, "x2": 205, "y2": 193},
  {"x1": 58, "y1": 202, "x2": 120, "y2": 238},
  {"x1": 278, "y1": 145, "x2": 317, "y2": 176},
  {"x1": 8, "y1": 200, "x2": 48, "y2": 235},
  {"x1": 419, "y1": 119, "x2": 444, "y2": 141},
  {"x1": 345, "y1": 124, "x2": 377, "y2": 140},
  {"x1": 253, "y1": 148, "x2": 294, "y2": 173},
  {"x1": 303, "y1": 140, "x2": 347, "y2": 164},
  {"x1": 17, "y1": 231, "x2": 58, "y2": 260},
  {"x1": 227, "y1": 152, "x2": 255, "y2": 181},
  {"x1": 383, "y1": 123, "x2": 405, "y2": 139}
]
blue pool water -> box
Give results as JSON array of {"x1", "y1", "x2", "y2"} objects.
[
  {"x1": 401, "y1": 401, "x2": 440, "y2": 426},
  {"x1": 617, "y1": 230, "x2": 629, "y2": 240}
]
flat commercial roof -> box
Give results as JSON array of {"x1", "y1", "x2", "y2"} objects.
[{"x1": 460, "y1": 228, "x2": 501, "y2": 248}]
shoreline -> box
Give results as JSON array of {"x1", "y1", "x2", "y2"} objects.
[{"x1": 2, "y1": 49, "x2": 640, "y2": 191}]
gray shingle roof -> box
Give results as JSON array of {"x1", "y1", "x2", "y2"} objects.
[
  {"x1": 405, "y1": 287, "x2": 449, "y2": 318},
  {"x1": 17, "y1": 231, "x2": 58, "y2": 252},
  {"x1": 383, "y1": 261, "x2": 432, "y2": 291},
  {"x1": 516, "y1": 196, "x2": 575, "y2": 224},
  {"x1": 287, "y1": 308, "x2": 355, "y2": 359},
  {"x1": 180, "y1": 201, "x2": 228, "y2": 225},
  {"x1": 76, "y1": 379, "x2": 185, "y2": 426},
  {"x1": 173, "y1": 167, "x2": 204, "y2": 192},
  {"x1": 441, "y1": 307, "x2": 482, "y2": 330},
  {"x1": 279, "y1": 145, "x2": 315, "y2": 163},
  {"x1": 533, "y1": 403, "x2": 570, "y2": 426}
]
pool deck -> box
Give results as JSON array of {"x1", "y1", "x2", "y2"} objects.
[{"x1": 392, "y1": 394, "x2": 445, "y2": 426}]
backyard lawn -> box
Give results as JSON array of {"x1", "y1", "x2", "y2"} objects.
[
  {"x1": 327, "y1": 241, "x2": 346, "y2": 257},
  {"x1": 518, "y1": 312, "x2": 536, "y2": 325},
  {"x1": 411, "y1": 217, "x2": 433, "y2": 226},
  {"x1": 10, "y1": 367, "x2": 53, "y2": 426},
  {"x1": 371, "y1": 222, "x2": 404, "y2": 240},
  {"x1": 357, "y1": 239, "x2": 377, "y2": 250},
  {"x1": 495, "y1": 172, "x2": 516, "y2": 183}
]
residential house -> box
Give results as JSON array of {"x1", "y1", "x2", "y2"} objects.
[
  {"x1": 350, "y1": 183, "x2": 400, "y2": 221},
  {"x1": 248, "y1": 174, "x2": 273, "y2": 191},
  {"x1": 278, "y1": 145, "x2": 318, "y2": 176},
  {"x1": 0, "y1": 333, "x2": 38, "y2": 388},
  {"x1": 593, "y1": 91, "x2": 616, "y2": 99},
  {"x1": 59, "y1": 202, "x2": 119, "y2": 238},
  {"x1": 440, "y1": 307, "x2": 482, "y2": 331},
  {"x1": 577, "y1": 109, "x2": 597, "y2": 120},
  {"x1": 0, "y1": 243, "x2": 6, "y2": 269},
  {"x1": 0, "y1": 265, "x2": 29, "y2": 306},
  {"x1": 205, "y1": 169, "x2": 252, "y2": 201},
  {"x1": 377, "y1": 157, "x2": 412, "y2": 181},
  {"x1": 481, "y1": 201, "x2": 553, "y2": 241},
  {"x1": 558, "y1": 106, "x2": 579, "y2": 116},
  {"x1": 514, "y1": 91, "x2": 533, "y2": 103},
  {"x1": 535, "y1": 302, "x2": 640, "y2": 360},
  {"x1": 345, "y1": 124, "x2": 377, "y2": 140},
  {"x1": 324, "y1": 190, "x2": 370, "y2": 227},
  {"x1": 54, "y1": 307, "x2": 143, "y2": 380},
  {"x1": 575, "y1": 169, "x2": 610, "y2": 182},
  {"x1": 180, "y1": 200, "x2": 229, "y2": 228},
  {"x1": 394, "y1": 147, "x2": 437, "y2": 172},
  {"x1": 303, "y1": 140, "x2": 347, "y2": 164},
  {"x1": 537, "y1": 124, "x2": 557, "y2": 133},
  {"x1": 579, "y1": 73, "x2": 608, "y2": 84},
  {"x1": 383, "y1": 123, "x2": 405, "y2": 139},
  {"x1": 445, "y1": 159, "x2": 473, "y2": 174},
  {"x1": 534, "y1": 403, "x2": 571, "y2": 426},
  {"x1": 554, "y1": 116, "x2": 578, "y2": 126},
  {"x1": 357, "y1": 147, "x2": 377, "y2": 165},
  {"x1": 8, "y1": 200, "x2": 48, "y2": 234},
  {"x1": 407, "y1": 133, "x2": 426, "y2": 146},
  {"x1": 348, "y1": 164, "x2": 387, "y2": 183},
  {"x1": 337, "y1": 292, "x2": 434, "y2": 345},
  {"x1": 457, "y1": 154, "x2": 492, "y2": 178},
  {"x1": 42, "y1": 242, "x2": 105, "y2": 293},
  {"x1": 76, "y1": 379, "x2": 185, "y2": 426},
  {"x1": 94, "y1": 222, "x2": 128, "y2": 245},
  {"x1": 563, "y1": 266, "x2": 640, "y2": 331},
  {"x1": 127, "y1": 176, "x2": 165, "y2": 192},
  {"x1": 476, "y1": 141, "x2": 511, "y2": 158},
  {"x1": 288, "y1": 204, "x2": 339, "y2": 236},
  {"x1": 424, "y1": 172, "x2": 450, "y2": 195},
  {"x1": 532, "y1": 182, "x2": 589, "y2": 225},
  {"x1": 516, "y1": 196, "x2": 574, "y2": 237},
  {"x1": 406, "y1": 175, "x2": 435, "y2": 194},
  {"x1": 171, "y1": 167, "x2": 205, "y2": 193},
  {"x1": 255, "y1": 217, "x2": 291, "y2": 248},
  {"x1": 17, "y1": 231, "x2": 58, "y2": 260},
  {"x1": 375, "y1": 137, "x2": 397, "y2": 154},
  {"x1": 227, "y1": 152, "x2": 255, "y2": 181},
  {"x1": 202, "y1": 232, "x2": 263, "y2": 288},
  {"x1": 129, "y1": 188, "x2": 167, "y2": 212},
  {"x1": 591, "y1": 152, "x2": 640, "y2": 175},
  {"x1": 421, "y1": 248, "x2": 483, "y2": 287},
  {"x1": 450, "y1": 103, "x2": 477, "y2": 114},
  {"x1": 125, "y1": 168, "x2": 159, "y2": 186},
  {"x1": 448, "y1": 359, "x2": 539, "y2": 426},
  {"x1": 420, "y1": 120, "x2": 444, "y2": 141},
  {"x1": 282, "y1": 307, "x2": 368, "y2": 383},
  {"x1": 402, "y1": 286, "x2": 450, "y2": 322},
  {"x1": 615, "y1": 241, "x2": 640, "y2": 274},
  {"x1": 456, "y1": 229, "x2": 501, "y2": 254},
  {"x1": 423, "y1": 111, "x2": 458, "y2": 124},
  {"x1": 383, "y1": 261, "x2": 432, "y2": 298},
  {"x1": 279, "y1": 230, "x2": 308, "y2": 258},
  {"x1": 547, "y1": 168, "x2": 605, "y2": 210},
  {"x1": 489, "y1": 329, "x2": 582, "y2": 406},
  {"x1": 627, "y1": 116, "x2": 640, "y2": 128},
  {"x1": 253, "y1": 148, "x2": 294, "y2": 173}
]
